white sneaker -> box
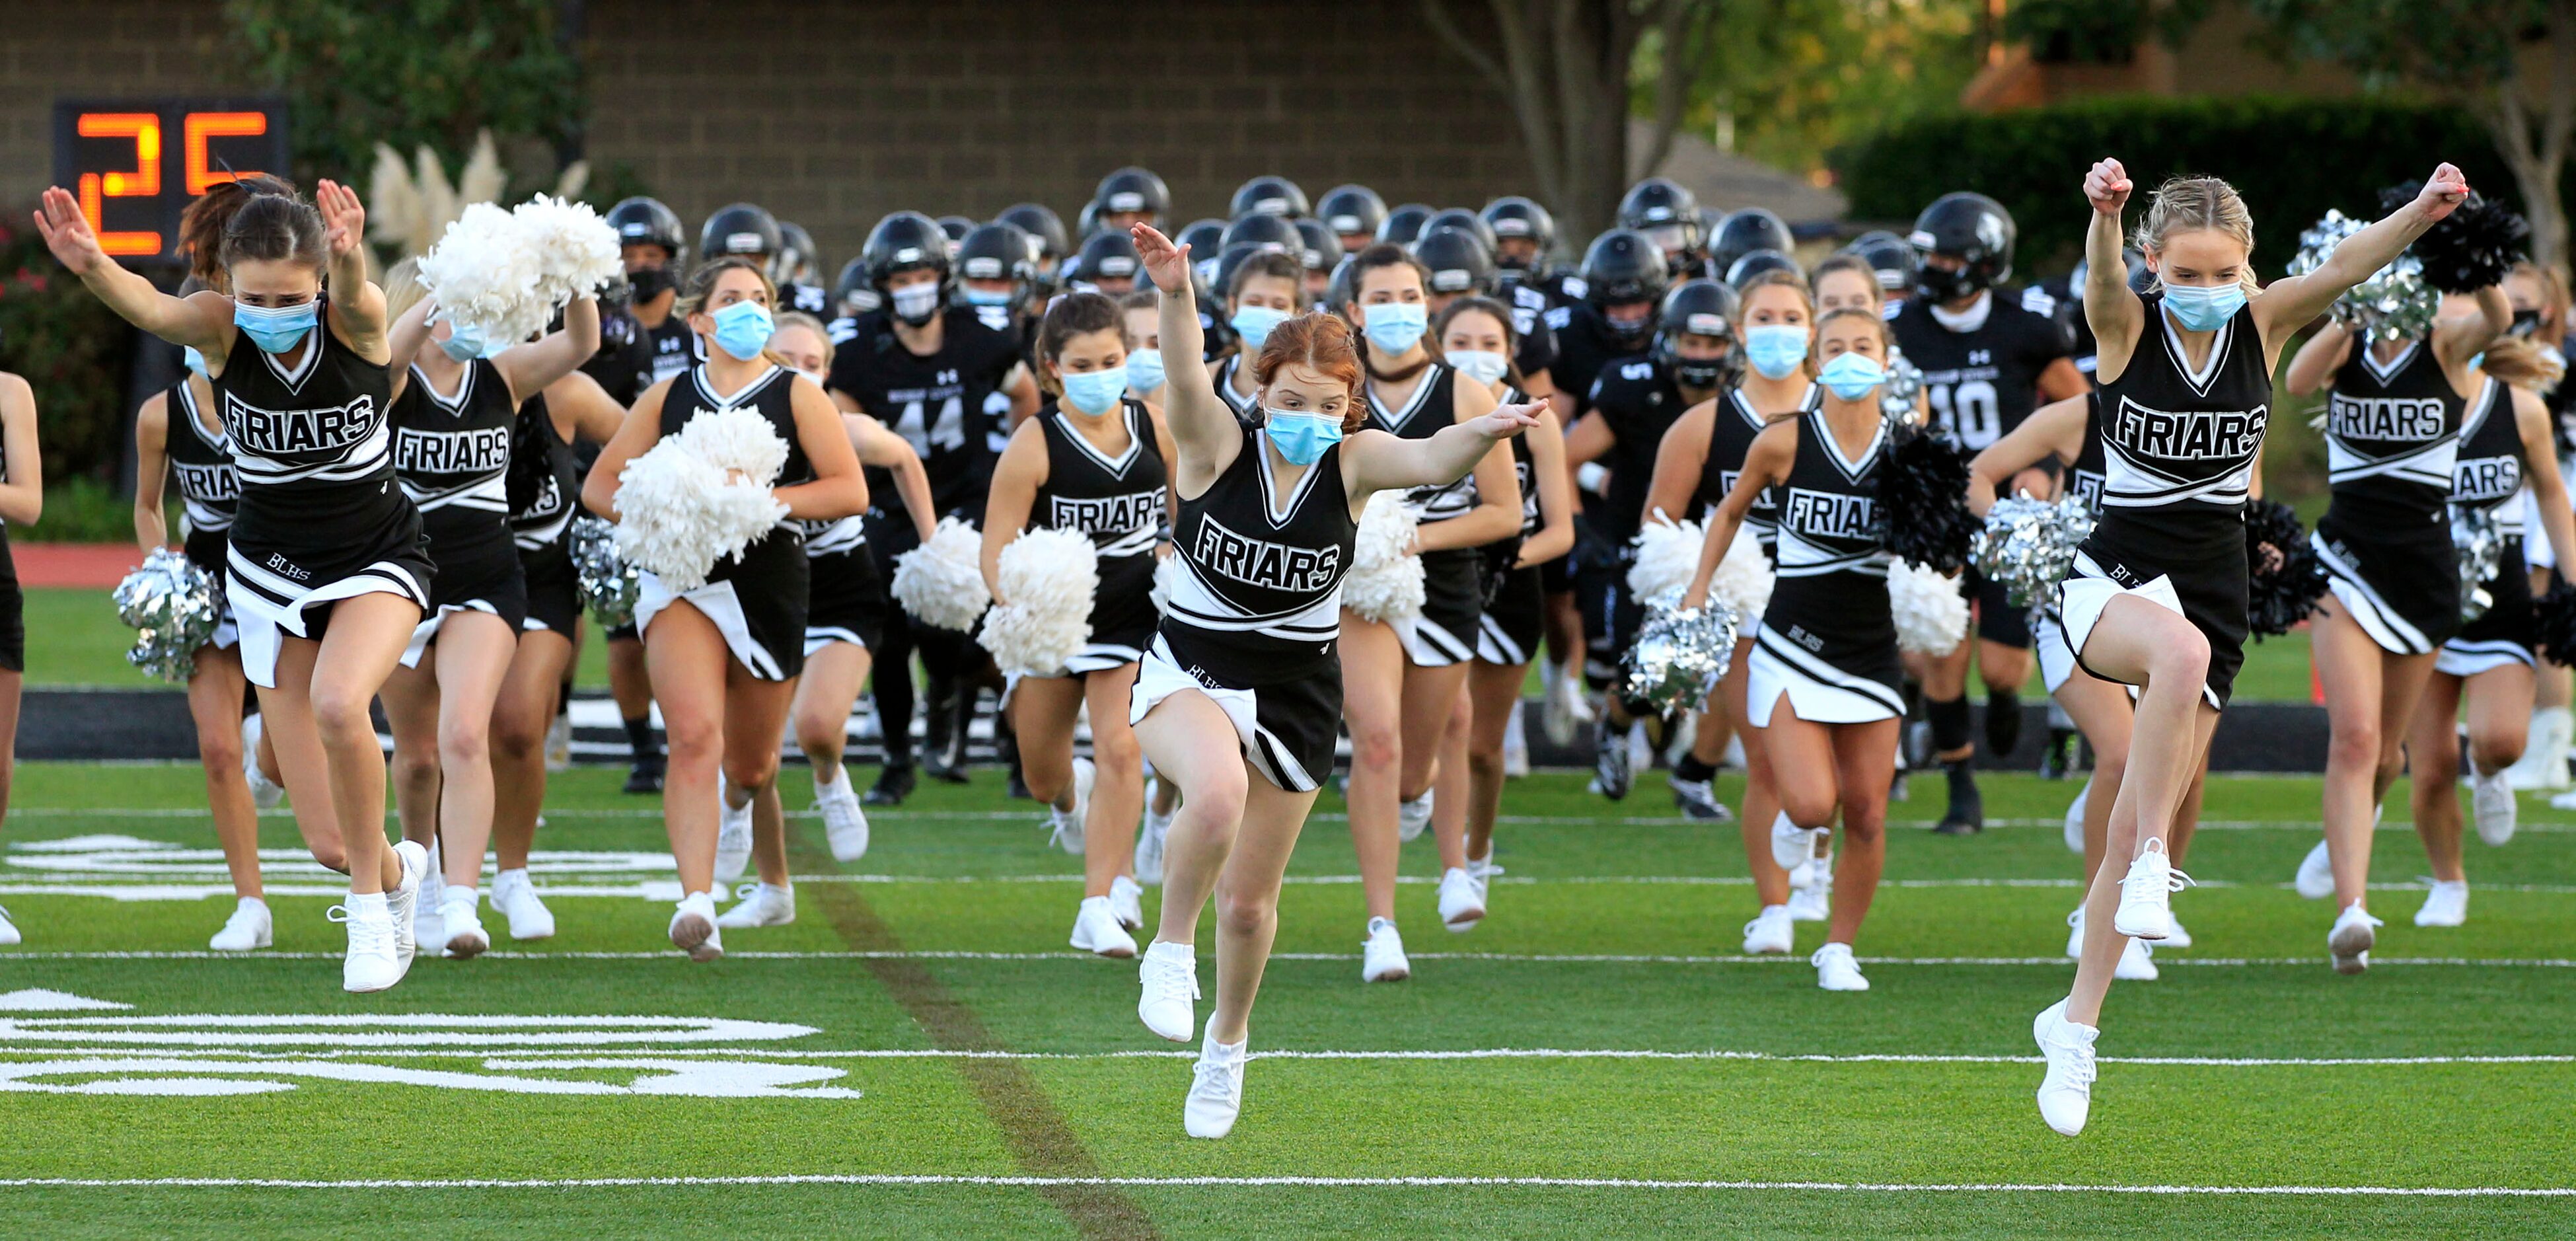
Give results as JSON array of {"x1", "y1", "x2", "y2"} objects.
[
  {"x1": 1138, "y1": 940, "x2": 1199, "y2": 1041},
  {"x1": 1788, "y1": 850, "x2": 1831, "y2": 922},
  {"x1": 669, "y1": 890, "x2": 724, "y2": 961},
  {"x1": 386, "y1": 839, "x2": 428, "y2": 967},
  {"x1": 0, "y1": 904, "x2": 17, "y2": 946},
  {"x1": 492, "y1": 868, "x2": 555, "y2": 941},
  {"x1": 2112, "y1": 838, "x2": 2190, "y2": 940},
  {"x1": 414, "y1": 843, "x2": 445, "y2": 952},
  {"x1": 209, "y1": 897, "x2": 271, "y2": 951},
  {"x1": 1812, "y1": 942, "x2": 1868, "y2": 991},
  {"x1": 334, "y1": 898, "x2": 404, "y2": 993},
  {"x1": 2413, "y1": 878, "x2": 2468, "y2": 928},
  {"x1": 1591, "y1": 717, "x2": 1633, "y2": 800},
  {"x1": 2472, "y1": 768, "x2": 2517, "y2": 847},
  {"x1": 714, "y1": 778, "x2": 753, "y2": 882},
  {"x1": 1070, "y1": 895, "x2": 1138, "y2": 958},
  {"x1": 2114, "y1": 935, "x2": 2158, "y2": 981},
  {"x1": 1662, "y1": 713, "x2": 1697, "y2": 767},
  {"x1": 1770, "y1": 812, "x2": 1822, "y2": 873},
  {"x1": 1742, "y1": 903, "x2": 1794, "y2": 954},
  {"x1": 1184, "y1": 1033, "x2": 1247, "y2": 1139},
  {"x1": 1048, "y1": 758, "x2": 1095, "y2": 855},
  {"x1": 2504, "y1": 706, "x2": 2571, "y2": 790},
  {"x1": 2162, "y1": 917, "x2": 2192, "y2": 950},
  {"x1": 1362, "y1": 917, "x2": 1411, "y2": 982},
  {"x1": 2329, "y1": 902, "x2": 2382, "y2": 974},
  {"x1": 544, "y1": 710, "x2": 573, "y2": 771},
  {"x1": 241, "y1": 714, "x2": 285, "y2": 809},
  {"x1": 2552, "y1": 786, "x2": 2576, "y2": 811},
  {"x1": 2295, "y1": 837, "x2": 2336, "y2": 900},
  {"x1": 1397, "y1": 789, "x2": 1433, "y2": 843},
  {"x1": 1501, "y1": 702, "x2": 1530, "y2": 778},
  {"x1": 1627, "y1": 720, "x2": 1655, "y2": 782},
  {"x1": 1543, "y1": 661, "x2": 1593, "y2": 745},
  {"x1": 1437, "y1": 866, "x2": 1485, "y2": 932},
  {"x1": 2065, "y1": 906, "x2": 2087, "y2": 959},
  {"x1": 2032, "y1": 999, "x2": 2098, "y2": 1136},
  {"x1": 1136, "y1": 791, "x2": 1171, "y2": 885},
  {"x1": 439, "y1": 887, "x2": 490, "y2": 959},
  {"x1": 815, "y1": 767, "x2": 872, "y2": 861},
  {"x1": 1110, "y1": 874, "x2": 1146, "y2": 930},
  {"x1": 2062, "y1": 782, "x2": 2090, "y2": 854},
  {"x1": 716, "y1": 881, "x2": 795, "y2": 928}
]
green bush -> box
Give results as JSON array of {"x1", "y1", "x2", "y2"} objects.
[
  {"x1": 0, "y1": 209, "x2": 137, "y2": 485},
  {"x1": 22, "y1": 478, "x2": 178, "y2": 545},
  {"x1": 1832, "y1": 96, "x2": 2550, "y2": 276}
]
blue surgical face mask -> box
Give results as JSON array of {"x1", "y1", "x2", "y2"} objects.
[
  {"x1": 2159, "y1": 282, "x2": 2246, "y2": 332},
  {"x1": 1361, "y1": 301, "x2": 1428, "y2": 355},
  {"x1": 437, "y1": 321, "x2": 486, "y2": 363},
  {"x1": 1263, "y1": 407, "x2": 1343, "y2": 466},
  {"x1": 1446, "y1": 349, "x2": 1510, "y2": 387},
  {"x1": 1744, "y1": 324, "x2": 1810, "y2": 381},
  {"x1": 181, "y1": 346, "x2": 207, "y2": 377},
  {"x1": 710, "y1": 300, "x2": 774, "y2": 361},
  {"x1": 1230, "y1": 305, "x2": 1290, "y2": 352},
  {"x1": 1060, "y1": 365, "x2": 1129, "y2": 416},
  {"x1": 234, "y1": 299, "x2": 318, "y2": 354},
  {"x1": 1126, "y1": 347, "x2": 1166, "y2": 394},
  {"x1": 964, "y1": 287, "x2": 1015, "y2": 307},
  {"x1": 1817, "y1": 351, "x2": 1887, "y2": 402}
]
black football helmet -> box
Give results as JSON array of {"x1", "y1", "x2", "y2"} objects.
[
  {"x1": 1317, "y1": 184, "x2": 1387, "y2": 243},
  {"x1": 1230, "y1": 175, "x2": 1309, "y2": 221},
  {"x1": 776, "y1": 221, "x2": 822, "y2": 288},
  {"x1": 1617, "y1": 178, "x2": 1704, "y2": 262},
  {"x1": 994, "y1": 203, "x2": 1068, "y2": 276},
  {"x1": 1067, "y1": 228, "x2": 1142, "y2": 287},
  {"x1": 1413, "y1": 227, "x2": 1496, "y2": 297},
  {"x1": 1654, "y1": 278, "x2": 1742, "y2": 390},
  {"x1": 1093, "y1": 167, "x2": 1170, "y2": 221},
  {"x1": 934, "y1": 216, "x2": 975, "y2": 256},
  {"x1": 2069, "y1": 246, "x2": 2153, "y2": 295},
  {"x1": 1909, "y1": 192, "x2": 2016, "y2": 303},
  {"x1": 606, "y1": 196, "x2": 686, "y2": 264},
  {"x1": 1292, "y1": 217, "x2": 1336, "y2": 274},
  {"x1": 1843, "y1": 229, "x2": 1918, "y2": 295},
  {"x1": 1377, "y1": 204, "x2": 1436, "y2": 247},
  {"x1": 1219, "y1": 212, "x2": 1302, "y2": 256},
  {"x1": 955, "y1": 221, "x2": 1035, "y2": 305},
  {"x1": 833, "y1": 256, "x2": 878, "y2": 317},
  {"x1": 1707, "y1": 209, "x2": 1792, "y2": 284},
  {"x1": 1481, "y1": 196, "x2": 1557, "y2": 270},
  {"x1": 1076, "y1": 199, "x2": 1103, "y2": 241},
  {"x1": 862, "y1": 211, "x2": 953, "y2": 306},
  {"x1": 1724, "y1": 248, "x2": 1798, "y2": 289},
  {"x1": 1326, "y1": 254, "x2": 1359, "y2": 318},
  {"x1": 1422, "y1": 209, "x2": 1497, "y2": 260},
  {"x1": 699, "y1": 202, "x2": 781, "y2": 265},
  {"x1": 1582, "y1": 229, "x2": 1672, "y2": 350}
]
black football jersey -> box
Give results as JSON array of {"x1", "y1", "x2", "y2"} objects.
[
  {"x1": 1552, "y1": 302, "x2": 1636, "y2": 418},
  {"x1": 825, "y1": 307, "x2": 1023, "y2": 516},
  {"x1": 642, "y1": 314, "x2": 700, "y2": 390},
  {"x1": 581, "y1": 307, "x2": 657, "y2": 408},
  {"x1": 1890, "y1": 290, "x2": 2071, "y2": 451},
  {"x1": 1584, "y1": 354, "x2": 1689, "y2": 544}
]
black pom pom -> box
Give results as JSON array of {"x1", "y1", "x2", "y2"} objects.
[
  {"x1": 2244, "y1": 500, "x2": 2328, "y2": 639},
  {"x1": 2381, "y1": 182, "x2": 2528, "y2": 294},
  {"x1": 1877, "y1": 427, "x2": 1975, "y2": 575},
  {"x1": 2535, "y1": 582, "x2": 2576, "y2": 666}
]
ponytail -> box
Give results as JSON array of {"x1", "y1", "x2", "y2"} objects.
[
  {"x1": 2481, "y1": 335, "x2": 2565, "y2": 393},
  {"x1": 178, "y1": 174, "x2": 297, "y2": 290}
]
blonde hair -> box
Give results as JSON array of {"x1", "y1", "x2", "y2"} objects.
[
  {"x1": 2508, "y1": 260, "x2": 2571, "y2": 342},
  {"x1": 2482, "y1": 335, "x2": 2566, "y2": 392},
  {"x1": 771, "y1": 310, "x2": 835, "y2": 368},
  {"x1": 381, "y1": 256, "x2": 426, "y2": 322},
  {"x1": 2137, "y1": 176, "x2": 2259, "y2": 295}
]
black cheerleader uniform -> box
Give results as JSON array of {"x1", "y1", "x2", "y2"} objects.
[
  {"x1": 2439, "y1": 379, "x2": 2533, "y2": 676},
  {"x1": 632, "y1": 364, "x2": 813, "y2": 681},
  {"x1": 1029, "y1": 396, "x2": 1167, "y2": 673},
  {"x1": 0, "y1": 414, "x2": 18, "y2": 673},
  {"x1": 1134, "y1": 423, "x2": 1356, "y2": 793},
  {"x1": 2056, "y1": 295, "x2": 2269, "y2": 708},
  {"x1": 390, "y1": 359, "x2": 530, "y2": 664},
  {"x1": 215, "y1": 307, "x2": 433, "y2": 689},
  {"x1": 1211, "y1": 354, "x2": 1263, "y2": 429},
  {"x1": 1477, "y1": 386, "x2": 1544, "y2": 667},
  {"x1": 2313, "y1": 336, "x2": 2468, "y2": 654},
  {"x1": 1745, "y1": 408, "x2": 1903, "y2": 725},
  {"x1": 1698, "y1": 383, "x2": 1820, "y2": 548},
  {"x1": 2034, "y1": 394, "x2": 2108, "y2": 695},
  {"x1": 801, "y1": 512, "x2": 888, "y2": 657},
  {"x1": 509, "y1": 393, "x2": 583, "y2": 637},
  {"x1": 164, "y1": 377, "x2": 242, "y2": 651},
  {"x1": 1369, "y1": 363, "x2": 1483, "y2": 665}
]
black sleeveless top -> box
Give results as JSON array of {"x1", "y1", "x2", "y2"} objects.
[
  {"x1": 2449, "y1": 378, "x2": 2523, "y2": 537},
  {"x1": 2324, "y1": 335, "x2": 2463, "y2": 524},
  {"x1": 658, "y1": 364, "x2": 815, "y2": 572},
  {"x1": 1161, "y1": 424, "x2": 1354, "y2": 685},
  {"x1": 1761, "y1": 407, "x2": 1896, "y2": 674},
  {"x1": 165, "y1": 377, "x2": 240, "y2": 538},
  {"x1": 1212, "y1": 354, "x2": 1262, "y2": 428},
  {"x1": 1701, "y1": 383, "x2": 1817, "y2": 537},
  {"x1": 2068, "y1": 392, "x2": 2106, "y2": 515},
  {"x1": 1035, "y1": 397, "x2": 1167, "y2": 562},
  {"x1": 509, "y1": 393, "x2": 581, "y2": 558},
  {"x1": 215, "y1": 303, "x2": 402, "y2": 548},
  {"x1": 1368, "y1": 363, "x2": 1472, "y2": 524},
  {"x1": 2093, "y1": 294, "x2": 2272, "y2": 559},
  {"x1": 391, "y1": 359, "x2": 518, "y2": 550}
]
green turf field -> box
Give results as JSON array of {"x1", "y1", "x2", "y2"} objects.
[{"x1": 0, "y1": 761, "x2": 2567, "y2": 1236}]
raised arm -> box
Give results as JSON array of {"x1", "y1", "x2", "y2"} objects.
[
  {"x1": 34, "y1": 188, "x2": 232, "y2": 356},
  {"x1": 774, "y1": 377, "x2": 868, "y2": 521},
  {"x1": 313, "y1": 180, "x2": 388, "y2": 361},
  {"x1": 1643, "y1": 400, "x2": 1716, "y2": 527},
  {"x1": 1131, "y1": 223, "x2": 1237, "y2": 473},
  {"x1": 1968, "y1": 393, "x2": 2086, "y2": 518},
  {"x1": 2258, "y1": 166, "x2": 2468, "y2": 345},
  {"x1": 849, "y1": 412, "x2": 936, "y2": 544},
  {"x1": 1681, "y1": 418, "x2": 1796, "y2": 609},
  {"x1": 494, "y1": 295, "x2": 601, "y2": 405},
  {"x1": 0, "y1": 375, "x2": 41, "y2": 529},
  {"x1": 133, "y1": 391, "x2": 171, "y2": 549},
  {"x1": 978, "y1": 419, "x2": 1048, "y2": 603},
  {"x1": 2080, "y1": 158, "x2": 2143, "y2": 383},
  {"x1": 1346, "y1": 399, "x2": 1540, "y2": 500},
  {"x1": 384, "y1": 294, "x2": 437, "y2": 404},
  {"x1": 2433, "y1": 285, "x2": 2513, "y2": 372},
  {"x1": 2283, "y1": 319, "x2": 2352, "y2": 397}
]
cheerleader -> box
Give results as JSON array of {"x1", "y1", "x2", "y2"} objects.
[
  {"x1": 1436, "y1": 295, "x2": 1574, "y2": 926},
  {"x1": 770, "y1": 311, "x2": 932, "y2": 880},
  {"x1": 0, "y1": 366, "x2": 34, "y2": 946},
  {"x1": 2281, "y1": 273, "x2": 2511, "y2": 956},
  {"x1": 2500, "y1": 262, "x2": 2575, "y2": 790},
  {"x1": 1808, "y1": 256, "x2": 1884, "y2": 320},
  {"x1": 1646, "y1": 270, "x2": 1822, "y2": 949},
  {"x1": 1336, "y1": 243, "x2": 1516, "y2": 971},
  {"x1": 1121, "y1": 289, "x2": 1187, "y2": 858},
  {"x1": 1123, "y1": 223, "x2": 1535, "y2": 1137},
  {"x1": 39, "y1": 178, "x2": 436, "y2": 991},
  {"x1": 2030, "y1": 161, "x2": 2469, "y2": 1136},
  {"x1": 1208, "y1": 252, "x2": 1306, "y2": 424},
  {"x1": 1680, "y1": 307, "x2": 1905, "y2": 993},
  {"x1": 981, "y1": 292, "x2": 1173, "y2": 956},
  {"x1": 582, "y1": 258, "x2": 867, "y2": 960},
  {"x1": 377, "y1": 265, "x2": 599, "y2": 958},
  {"x1": 2401, "y1": 343, "x2": 2575, "y2": 924}
]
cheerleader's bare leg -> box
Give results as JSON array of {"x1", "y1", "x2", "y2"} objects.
[
  {"x1": 1140, "y1": 689, "x2": 1253, "y2": 948},
  {"x1": 1404, "y1": 669, "x2": 1472, "y2": 871},
  {"x1": 189, "y1": 642, "x2": 297, "y2": 885},
  {"x1": 1013, "y1": 675, "x2": 1086, "y2": 818},
  {"x1": 1338, "y1": 615, "x2": 1407, "y2": 923},
  {"x1": 262, "y1": 592, "x2": 423, "y2": 896},
  {"x1": 790, "y1": 640, "x2": 871, "y2": 783},
  {"x1": 1080, "y1": 665, "x2": 1145, "y2": 896},
  {"x1": 491, "y1": 628, "x2": 575, "y2": 872},
  {"x1": 2051, "y1": 667, "x2": 2135, "y2": 886},
  {"x1": 2406, "y1": 671, "x2": 2471, "y2": 887},
  {"x1": 1726, "y1": 656, "x2": 1790, "y2": 908},
  {"x1": 1208, "y1": 776, "x2": 1323, "y2": 1045},
  {"x1": 379, "y1": 663, "x2": 444, "y2": 848},
  {"x1": 1463, "y1": 659, "x2": 1526, "y2": 862},
  {"x1": 2312, "y1": 598, "x2": 2439, "y2": 909},
  {"x1": 722, "y1": 667, "x2": 797, "y2": 892},
  {"x1": 0, "y1": 667, "x2": 19, "y2": 839},
  {"x1": 1823, "y1": 718, "x2": 1898, "y2": 947},
  {"x1": 415, "y1": 613, "x2": 518, "y2": 889},
  {"x1": 645, "y1": 601, "x2": 734, "y2": 895}
]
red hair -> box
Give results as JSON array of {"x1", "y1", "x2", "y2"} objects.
[{"x1": 1251, "y1": 312, "x2": 1368, "y2": 432}]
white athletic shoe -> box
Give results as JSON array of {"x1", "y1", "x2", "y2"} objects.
[
  {"x1": 209, "y1": 897, "x2": 271, "y2": 952},
  {"x1": 669, "y1": 890, "x2": 724, "y2": 961},
  {"x1": 1048, "y1": 758, "x2": 1095, "y2": 855},
  {"x1": 492, "y1": 868, "x2": 555, "y2": 941},
  {"x1": 1742, "y1": 903, "x2": 1794, "y2": 955},
  {"x1": 2552, "y1": 786, "x2": 2576, "y2": 811},
  {"x1": 1788, "y1": 851, "x2": 1831, "y2": 922},
  {"x1": 2329, "y1": 902, "x2": 2382, "y2": 975},
  {"x1": 2504, "y1": 706, "x2": 2571, "y2": 790},
  {"x1": 544, "y1": 710, "x2": 573, "y2": 772},
  {"x1": 717, "y1": 881, "x2": 795, "y2": 929},
  {"x1": 2063, "y1": 782, "x2": 2090, "y2": 854},
  {"x1": 1397, "y1": 789, "x2": 1433, "y2": 843},
  {"x1": 1362, "y1": 917, "x2": 1411, "y2": 982},
  {"x1": 1501, "y1": 703, "x2": 1530, "y2": 778},
  {"x1": 1812, "y1": 942, "x2": 1868, "y2": 991},
  {"x1": 1135, "y1": 791, "x2": 1171, "y2": 886},
  {"x1": 2472, "y1": 768, "x2": 2517, "y2": 847},
  {"x1": 1138, "y1": 940, "x2": 1199, "y2": 1042},
  {"x1": 1771, "y1": 813, "x2": 1822, "y2": 873},
  {"x1": 1542, "y1": 662, "x2": 1592, "y2": 746},
  {"x1": 2112, "y1": 838, "x2": 2190, "y2": 940},
  {"x1": 2114, "y1": 935, "x2": 2158, "y2": 981},
  {"x1": 1110, "y1": 874, "x2": 1146, "y2": 931},
  {"x1": 2295, "y1": 837, "x2": 2336, "y2": 900},
  {"x1": 0, "y1": 903, "x2": 18, "y2": 946},
  {"x1": 413, "y1": 844, "x2": 445, "y2": 952},
  {"x1": 815, "y1": 767, "x2": 871, "y2": 862},
  {"x1": 2065, "y1": 906, "x2": 2087, "y2": 959},
  {"x1": 2413, "y1": 878, "x2": 2468, "y2": 928},
  {"x1": 240, "y1": 714, "x2": 285, "y2": 809},
  {"x1": 335, "y1": 899, "x2": 404, "y2": 993},
  {"x1": 2162, "y1": 917, "x2": 2193, "y2": 950},
  {"x1": 2032, "y1": 999, "x2": 2098, "y2": 1137},
  {"x1": 1627, "y1": 721, "x2": 1655, "y2": 783},
  {"x1": 439, "y1": 887, "x2": 490, "y2": 959},
  {"x1": 1437, "y1": 866, "x2": 1485, "y2": 932},
  {"x1": 1184, "y1": 1033, "x2": 1248, "y2": 1139},
  {"x1": 714, "y1": 778, "x2": 753, "y2": 884},
  {"x1": 1069, "y1": 895, "x2": 1137, "y2": 958},
  {"x1": 386, "y1": 839, "x2": 428, "y2": 968}
]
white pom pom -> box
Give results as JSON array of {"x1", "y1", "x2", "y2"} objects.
[
  {"x1": 1710, "y1": 525, "x2": 1775, "y2": 620},
  {"x1": 676, "y1": 404, "x2": 791, "y2": 487},
  {"x1": 1887, "y1": 558, "x2": 1969, "y2": 656},
  {"x1": 416, "y1": 201, "x2": 547, "y2": 345},
  {"x1": 510, "y1": 193, "x2": 622, "y2": 306},
  {"x1": 1342, "y1": 492, "x2": 1424, "y2": 624},
  {"x1": 1627, "y1": 517, "x2": 1706, "y2": 608},
  {"x1": 980, "y1": 527, "x2": 1101, "y2": 675},
  {"x1": 891, "y1": 517, "x2": 992, "y2": 631},
  {"x1": 1149, "y1": 552, "x2": 1179, "y2": 615},
  {"x1": 610, "y1": 430, "x2": 790, "y2": 593}
]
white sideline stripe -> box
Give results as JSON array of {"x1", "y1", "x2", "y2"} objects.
[
  {"x1": 0, "y1": 1174, "x2": 2563, "y2": 1197},
  {"x1": 5, "y1": 1045, "x2": 2564, "y2": 1068},
  {"x1": 14, "y1": 874, "x2": 2576, "y2": 896},
  {"x1": 9, "y1": 950, "x2": 2573, "y2": 967}
]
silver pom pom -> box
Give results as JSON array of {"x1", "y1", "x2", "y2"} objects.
[
  {"x1": 1971, "y1": 494, "x2": 2096, "y2": 609},
  {"x1": 1880, "y1": 348, "x2": 1923, "y2": 424},
  {"x1": 112, "y1": 548, "x2": 222, "y2": 684},
  {"x1": 1622, "y1": 604, "x2": 1739, "y2": 715},
  {"x1": 570, "y1": 516, "x2": 641, "y2": 629},
  {"x1": 2287, "y1": 211, "x2": 2437, "y2": 344},
  {"x1": 2453, "y1": 505, "x2": 2505, "y2": 622}
]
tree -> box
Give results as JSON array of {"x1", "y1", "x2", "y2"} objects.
[
  {"x1": 2254, "y1": 0, "x2": 2576, "y2": 270},
  {"x1": 1420, "y1": 0, "x2": 1726, "y2": 241}
]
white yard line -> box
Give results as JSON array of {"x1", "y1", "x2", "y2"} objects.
[
  {"x1": 2, "y1": 1045, "x2": 2561, "y2": 1068},
  {"x1": 0, "y1": 1174, "x2": 2564, "y2": 1196},
  {"x1": 9, "y1": 949, "x2": 2573, "y2": 967}
]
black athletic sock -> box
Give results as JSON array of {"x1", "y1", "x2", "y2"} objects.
[
  {"x1": 1984, "y1": 689, "x2": 2022, "y2": 757},
  {"x1": 1674, "y1": 754, "x2": 1717, "y2": 784},
  {"x1": 1941, "y1": 759, "x2": 1982, "y2": 826},
  {"x1": 1927, "y1": 694, "x2": 1973, "y2": 755},
  {"x1": 622, "y1": 714, "x2": 659, "y2": 764}
]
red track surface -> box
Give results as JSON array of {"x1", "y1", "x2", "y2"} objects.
[{"x1": 12, "y1": 543, "x2": 147, "y2": 589}]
